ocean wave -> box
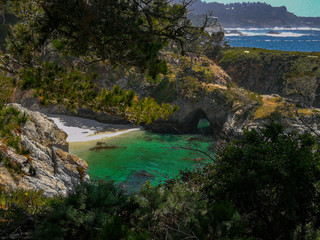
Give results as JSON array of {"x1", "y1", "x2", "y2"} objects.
[
  {"x1": 274, "y1": 27, "x2": 320, "y2": 31},
  {"x1": 225, "y1": 32, "x2": 308, "y2": 37},
  {"x1": 225, "y1": 33, "x2": 241, "y2": 36},
  {"x1": 225, "y1": 27, "x2": 264, "y2": 31},
  {"x1": 225, "y1": 27, "x2": 320, "y2": 31},
  {"x1": 263, "y1": 32, "x2": 307, "y2": 37}
]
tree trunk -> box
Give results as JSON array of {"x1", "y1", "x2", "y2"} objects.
[{"x1": 1, "y1": 11, "x2": 5, "y2": 24}]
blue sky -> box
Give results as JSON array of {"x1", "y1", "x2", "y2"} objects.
[{"x1": 203, "y1": 0, "x2": 320, "y2": 17}]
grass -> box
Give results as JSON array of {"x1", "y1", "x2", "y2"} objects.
[
  {"x1": 254, "y1": 96, "x2": 284, "y2": 119},
  {"x1": 254, "y1": 95, "x2": 320, "y2": 120}
]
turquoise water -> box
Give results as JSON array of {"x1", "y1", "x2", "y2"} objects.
[{"x1": 70, "y1": 130, "x2": 213, "y2": 191}]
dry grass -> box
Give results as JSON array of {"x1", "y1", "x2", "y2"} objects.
[
  {"x1": 254, "y1": 95, "x2": 291, "y2": 119},
  {"x1": 298, "y1": 108, "x2": 320, "y2": 116},
  {"x1": 255, "y1": 95, "x2": 320, "y2": 119}
]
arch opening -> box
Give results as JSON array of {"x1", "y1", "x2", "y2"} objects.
[{"x1": 185, "y1": 109, "x2": 214, "y2": 135}]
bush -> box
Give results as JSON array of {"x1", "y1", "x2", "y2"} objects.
[
  {"x1": 33, "y1": 181, "x2": 145, "y2": 240},
  {"x1": 0, "y1": 105, "x2": 28, "y2": 152},
  {"x1": 202, "y1": 122, "x2": 320, "y2": 239},
  {"x1": 134, "y1": 182, "x2": 246, "y2": 240},
  {"x1": 33, "y1": 180, "x2": 247, "y2": 240},
  {"x1": 0, "y1": 188, "x2": 55, "y2": 237}
]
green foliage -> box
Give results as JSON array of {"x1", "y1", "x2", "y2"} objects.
[
  {"x1": 153, "y1": 77, "x2": 177, "y2": 103},
  {"x1": 33, "y1": 181, "x2": 145, "y2": 240},
  {"x1": 0, "y1": 105, "x2": 29, "y2": 177},
  {"x1": 0, "y1": 105, "x2": 27, "y2": 150},
  {"x1": 20, "y1": 62, "x2": 99, "y2": 109},
  {"x1": 0, "y1": 187, "x2": 56, "y2": 237},
  {"x1": 20, "y1": 62, "x2": 177, "y2": 124},
  {"x1": 7, "y1": 0, "x2": 206, "y2": 76},
  {"x1": 200, "y1": 122, "x2": 320, "y2": 239},
  {"x1": 0, "y1": 71, "x2": 15, "y2": 106},
  {"x1": 133, "y1": 182, "x2": 246, "y2": 240},
  {"x1": 219, "y1": 48, "x2": 262, "y2": 64},
  {"x1": 32, "y1": 180, "x2": 246, "y2": 240}
]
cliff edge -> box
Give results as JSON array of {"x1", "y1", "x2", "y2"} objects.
[{"x1": 0, "y1": 104, "x2": 89, "y2": 196}]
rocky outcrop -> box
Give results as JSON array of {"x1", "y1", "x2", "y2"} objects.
[
  {"x1": 0, "y1": 104, "x2": 89, "y2": 196},
  {"x1": 10, "y1": 50, "x2": 320, "y2": 142},
  {"x1": 146, "y1": 84, "x2": 258, "y2": 139},
  {"x1": 215, "y1": 49, "x2": 320, "y2": 107},
  {"x1": 147, "y1": 86, "x2": 320, "y2": 140}
]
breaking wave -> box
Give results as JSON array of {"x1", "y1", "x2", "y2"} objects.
[{"x1": 225, "y1": 31, "x2": 308, "y2": 37}]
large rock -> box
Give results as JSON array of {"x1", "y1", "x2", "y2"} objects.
[
  {"x1": 0, "y1": 104, "x2": 89, "y2": 196},
  {"x1": 146, "y1": 84, "x2": 257, "y2": 140},
  {"x1": 146, "y1": 87, "x2": 320, "y2": 141}
]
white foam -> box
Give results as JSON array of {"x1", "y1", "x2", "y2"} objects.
[
  {"x1": 274, "y1": 27, "x2": 320, "y2": 31},
  {"x1": 266, "y1": 32, "x2": 307, "y2": 37},
  {"x1": 48, "y1": 115, "x2": 141, "y2": 143},
  {"x1": 225, "y1": 31, "x2": 308, "y2": 37},
  {"x1": 225, "y1": 33, "x2": 243, "y2": 36},
  {"x1": 225, "y1": 27, "x2": 264, "y2": 31},
  {"x1": 225, "y1": 27, "x2": 320, "y2": 31}
]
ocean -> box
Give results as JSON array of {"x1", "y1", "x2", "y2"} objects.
[{"x1": 224, "y1": 27, "x2": 320, "y2": 52}]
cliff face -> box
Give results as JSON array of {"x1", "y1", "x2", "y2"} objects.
[
  {"x1": 146, "y1": 84, "x2": 256, "y2": 139},
  {"x1": 0, "y1": 104, "x2": 89, "y2": 196},
  {"x1": 11, "y1": 51, "x2": 320, "y2": 141},
  {"x1": 216, "y1": 48, "x2": 320, "y2": 108}
]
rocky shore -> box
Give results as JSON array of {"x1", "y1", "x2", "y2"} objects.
[{"x1": 0, "y1": 104, "x2": 89, "y2": 196}]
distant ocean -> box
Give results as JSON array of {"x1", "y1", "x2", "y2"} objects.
[{"x1": 224, "y1": 27, "x2": 320, "y2": 52}]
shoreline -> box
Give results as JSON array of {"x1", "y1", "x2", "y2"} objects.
[{"x1": 47, "y1": 114, "x2": 141, "y2": 143}]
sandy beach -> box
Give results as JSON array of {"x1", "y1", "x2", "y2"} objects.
[{"x1": 47, "y1": 114, "x2": 141, "y2": 143}]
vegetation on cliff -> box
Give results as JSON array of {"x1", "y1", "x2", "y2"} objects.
[
  {"x1": 215, "y1": 47, "x2": 320, "y2": 108},
  {"x1": 1, "y1": 123, "x2": 319, "y2": 239},
  {"x1": 0, "y1": 0, "x2": 215, "y2": 124},
  {"x1": 1, "y1": 1, "x2": 320, "y2": 239}
]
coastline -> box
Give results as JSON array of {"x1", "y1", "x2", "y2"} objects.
[{"x1": 48, "y1": 114, "x2": 141, "y2": 143}]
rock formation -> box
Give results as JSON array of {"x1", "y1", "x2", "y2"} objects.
[
  {"x1": 10, "y1": 52, "x2": 320, "y2": 142},
  {"x1": 0, "y1": 104, "x2": 89, "y2": 196}
]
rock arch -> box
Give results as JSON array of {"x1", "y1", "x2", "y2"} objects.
[{"x1": 184, "y1": 109, "x2": 213, "y2": 134}]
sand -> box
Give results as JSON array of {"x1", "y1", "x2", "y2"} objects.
[{"x1": 47, "y1": 114, "x2": 141, "y2": 143}]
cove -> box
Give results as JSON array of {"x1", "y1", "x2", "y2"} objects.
[{"x1": 69, "y1": 129, "x2": 214, "y2": 192}]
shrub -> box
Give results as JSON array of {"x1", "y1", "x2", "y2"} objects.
[
  {"x1": 202, "y1": 122, "x2": 320, "y2": 239},
  {"x1": 0, "y1": 106, "x2": 28, "y2": 153},
  {"x1": 33, "y1": 181, "x2": 144, "y2": 240},
  {"x1": 134, "y1": 182, "x2": 246, "y2": 240},
  {"x1": 0, "y1": 188, "x2": 55, "y2": 237}
]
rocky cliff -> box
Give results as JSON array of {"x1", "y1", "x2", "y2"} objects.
[
  {"x1": 215, "y1": 48, "x2": 320, "y2": 108},
  {"x1": 11, "y1": 52, "x2": 320, "y2": 141},
  {"x1": 0, "y1": 104, "x2": 89, "y2": 196}
]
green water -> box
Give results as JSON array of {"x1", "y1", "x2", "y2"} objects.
[{"x1": 70, "y1": 130, "x2": 214, "y2": 191}]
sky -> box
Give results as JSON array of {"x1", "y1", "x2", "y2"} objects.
[{"x1": 203, "y1": 0, "x2": 320, "y2": 17}]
